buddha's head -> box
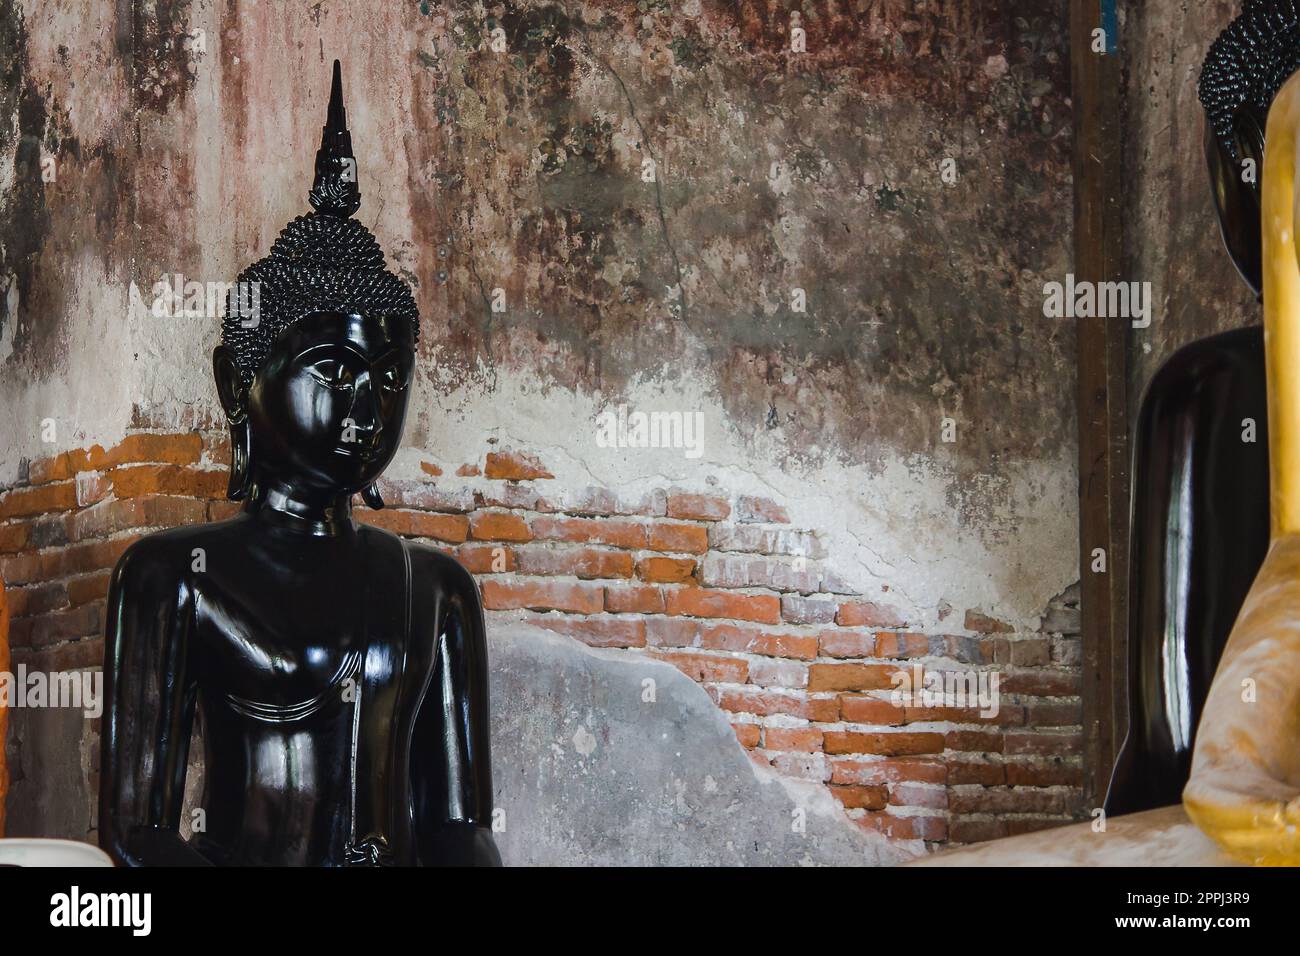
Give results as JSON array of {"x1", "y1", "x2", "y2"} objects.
[
  {"x1": 212, "y1": 61, "x2": 418, "y2": 509},
  {"x1": 1199, "y1": 0, "x2": 1300, "y2": 297}
]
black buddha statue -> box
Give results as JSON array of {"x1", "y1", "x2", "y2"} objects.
[
  {"x1": 1105, "y1": 4, "x2": 1282, "y2": 814},
  {"x1": 99, "y1": 61, "x2": 501, "y2": 866}
]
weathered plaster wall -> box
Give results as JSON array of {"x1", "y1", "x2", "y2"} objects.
[
  {"x1": 2, "y1": 1, "x2": 1082, "y2": 861},
  {"x1": 4, "y1": 0, "x2": 1078, "y2": 622},
  {"x1": 1122, "y1": 0, "x2": 1258, "y2": 405},
  {"x1": 488, "y1": 623, "x2": 913, "y2": 864}
]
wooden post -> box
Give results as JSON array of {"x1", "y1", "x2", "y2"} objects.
[
  {"x1": 1071, "y1": 0, "x2": 1128, "y2": 810},
  {"x1": 0, "y1": 579, "x2": 9, "y2": 837}
]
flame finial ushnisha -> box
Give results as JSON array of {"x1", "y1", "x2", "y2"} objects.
[{"x1": 309, "y1": 59, "x2": 362, "y2": 218}]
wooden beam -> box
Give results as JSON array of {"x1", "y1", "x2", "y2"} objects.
[{"x1": 1070, "y1": 0, "x2": 1128, "y2": 810}]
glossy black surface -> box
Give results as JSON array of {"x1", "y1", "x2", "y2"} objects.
[
  {"x1": 1203, "y1": 102, "x2": 1265, "y2": 298},
  {"x1": 1106, "y1": 327, "x2": 1269, "y2": 815},
  {"x1": 1104, "y1": 79, "x2": 1273, "y2": 814},
  {"x1": 99, "y1": 63, "x2": 500, "y2": 866},
  {"x1": 101, "y1": 312, "x2": 499, "y2": 866}
]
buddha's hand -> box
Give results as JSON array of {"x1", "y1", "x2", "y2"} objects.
[{"x1": 1183, "y1": 534, "x2": 1300, "y2": 865}]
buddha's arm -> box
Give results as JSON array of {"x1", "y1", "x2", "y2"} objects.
[
  {"x1": 1182, "y1": 70, "x2": 1300, "y2": 865},
  {"x1": 411, "y1": 558, "x2": 501, "y2": 866},
  {"x1": 1183, "y1": 537, "x2": 1300, "y2": 864},
  {"x1": 99, "y1": 539, "x2": 210, "y2": 866}
]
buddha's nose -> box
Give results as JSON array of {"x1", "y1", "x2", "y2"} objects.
[{"x1": 348, "y1": 372, "x2": 384, "y2": 448}]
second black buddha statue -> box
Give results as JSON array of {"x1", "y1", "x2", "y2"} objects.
[
  {"x1": 99, "y1": 62, "x2": 501, "y2": 866},
  {"x1": 1106, "y1": 4, "x2": 1282, "y2": 814}
]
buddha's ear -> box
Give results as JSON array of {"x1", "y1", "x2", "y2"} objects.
[
  {"x1": 212, "y1": 346, "x2": 253, "y2": 501},
  {"x1": 212, "y1": 346, "x2": 248, "y2": 422},
  {"x1": 1205, "y1": 106, "x2": 1264, "y2": 297},
  {"x1": 361, "y1": 483, "x2": 385, "y2": 509}
]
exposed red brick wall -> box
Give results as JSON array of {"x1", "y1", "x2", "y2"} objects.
[{"x1": 0, "y1": 430, "x2": 1085, "y2": 849}]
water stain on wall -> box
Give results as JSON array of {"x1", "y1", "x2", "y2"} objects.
[
  {"x1": 0, "y1": 0, "x2": 136, "y2": 371},
  {"x1": 401, "y1": 1, "x2": 1073, "y2": 514},
  {"x1": 4, "y1": 0, "x2": 1074, "y2": 520}
]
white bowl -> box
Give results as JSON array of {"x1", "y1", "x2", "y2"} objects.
[{"x1": 0, "y1": 839, "x2": 114, "y2": 867}]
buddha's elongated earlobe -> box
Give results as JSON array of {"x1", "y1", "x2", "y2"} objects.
[
  {"x1": 227, "y1": 420, "x2": 252, "y2": 501},
  {"x1": 213, "y1": 345, "x2": 254, "y2": 501},
  {"x1": 361, "y1": 483, "x2": 385, "y2": 509}
]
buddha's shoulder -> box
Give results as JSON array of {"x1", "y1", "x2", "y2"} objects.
[
  {"x1": 1147, "y1": 325, "x2": 1263, "y2": 390},
  {"x1": 1136, "y1": 326, "x2": 1265, "y2": 426},
  {"x1": 408, "y1": 540, "x2": 481, "y2": 597},
  {"x1": 358, "y1": 524, "x2": 480, "y2": 594},
  {"x1": 109, "y1": 520, "x2": 240, "y2": 594}
]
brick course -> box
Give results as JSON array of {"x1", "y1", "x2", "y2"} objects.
[{"x1": 1, "y1": 432, "x2": 1086, "y2": 851}]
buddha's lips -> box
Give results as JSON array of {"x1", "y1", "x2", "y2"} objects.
[{"x1": 333, "y1": 443, "x2": 381, "y2": 461}]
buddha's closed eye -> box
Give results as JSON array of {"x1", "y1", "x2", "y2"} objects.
[
  {"x1": 307, "y1": 358, "x2": 405, "y2": 394},
  {"x1": 308, "y1": 359, "x2": 354, "y2": 390},
  {"x1": 378, "y1": 364, "x2": 405, "y2": 393}
]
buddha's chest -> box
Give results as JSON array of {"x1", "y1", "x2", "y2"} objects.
[
  {"x1": 190, "y1": 574, "x2": 422, "y2": 716},
  {"x1": 186, "y1": 558, "x2": 439, "y2": 866}
]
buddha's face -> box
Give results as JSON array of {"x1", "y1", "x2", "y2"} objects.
[
  {"x1": 241, "y1": 310, "x2": 414, "y2": 497},
  {"x1": 1206, "y1": 103, "x2": 1265, "y2": 296}
]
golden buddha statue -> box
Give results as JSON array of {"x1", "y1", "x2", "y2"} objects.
[{"x1": 1182, "y1": 54, "x2": 1300, "y2": 869}]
